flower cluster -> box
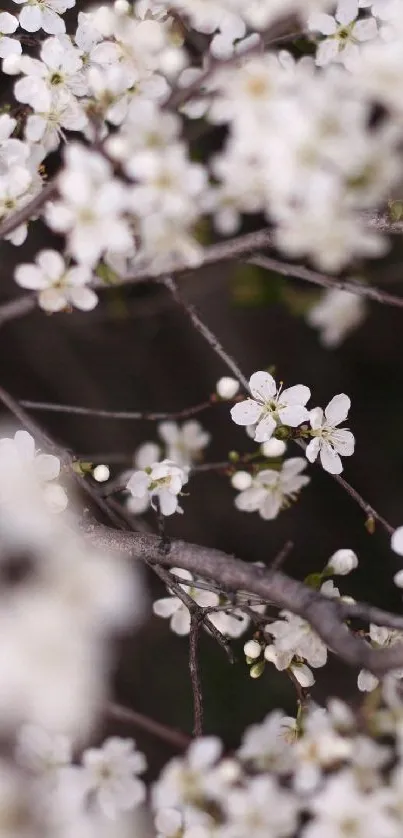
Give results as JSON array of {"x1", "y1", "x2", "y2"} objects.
[
  {"x1": 231, "y1": 372, "x2": 355, "y2": 474},
  {"x1": 153, "y1": 694, "x2": 403, "y2": 838}
]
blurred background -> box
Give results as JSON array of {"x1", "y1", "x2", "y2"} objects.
[{"x1": 1, "y1": 0, "x2": 403, "y2": 781}]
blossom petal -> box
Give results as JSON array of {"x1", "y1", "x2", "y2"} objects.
[
  {"x1": 35, "y1": 453, "x2": 60, "y2": 481},
  {"x1": 260, "y1": 494, "x2": 282, "y2": 520},
  {"x1": 336, "y1": 0, "x2": 359, "y2": 26},
  {"x1": 308, "y1": 12, "x2": 337, "y2": 34},
  {"x1": 235, "y1": 487, "x2": 267, "y2": 512},
  {"x1": 354, "y1": 17, "x2": 378, "y2": 41},
  {"x1": 69, "y1": 287, "x2": 98, "y2": 311},
  {"x1": 309, "y1": 407, "x2": 324, "y2": 430},
  {"x1": 18, "y1": 5, "x2": 42, "y2": 32},
  {"x1": 324, "y1": 394, "x2": 351, "y2": 426},
  {"x1": 281, "y1": 385, "x2": 311, "y2": 407},
  {"x1": 320, "y1": 442, "x2": 343, "y2": 474},
  {"x1": 153, "y1": 597, "x2": 181, "y2": 619},
  {"x1": 305, "y1": 437, "x2": 320, "y2": 463},
  {"x1": 332, "y1": 429, "x2": 355, "y2": 456},
  {"x1": 157, "y1": 489, "x2": 178, "y2": 516},
  {"x1": 230, "y1": 399, "x2": 261, "y2": 426},
  {"x1": 254, "y1": 414, "x2": 276, "y2": 443},
  {"x1": 14, "y1": 264, "x2": 47, "y2": 291},
  {"x1": 14, "y1": 430, "x2": 35, "y2": 461},
  {"x1": 249, "y1": 371, "x2": 276, "y2": 402},
  {"x1": 391, "y1": 526, "x2": 403, "y2": 556},
  {"x1": 37, "y1": 250, "x2": 65, "y2": 281},
  {"x1": 278, "y1": 405, "x2": 309, "y2": 427},
  {"x1": 171, "y1": 606, "x2": 191, "y2": 635}
]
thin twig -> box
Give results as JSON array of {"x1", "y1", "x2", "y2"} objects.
[
  {"x1": 270, "y1": 540, "x2": 294, "y2": 572},
  {"x1": 106, "y1": 703, "x2": 191, "y2": 749},
  {"x1": 250, "y1": 253, "x2": 403, "y2": 310},
  {"x1": 0, "y1": 295, "x2": 36, "y2": 327},
  {"x1": 162, "y1": 275, "x2": 249, "y2": 389},
  {"x1": 189, "y1": 615, "x2": 203, "y2": 737},
  {"x1": 20, "y1": 397, "x2": 216, "y2": 421},
  {"x1": 295, "y1": 439, "x2": 394, "y2": 536}
]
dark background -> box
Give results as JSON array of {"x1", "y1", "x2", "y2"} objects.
[{"x1": 2, "y1": 0, "x2": 403, "y2": 779}]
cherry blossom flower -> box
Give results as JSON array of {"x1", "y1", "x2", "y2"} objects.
[
  {"x1": 309, "y1": 0, "x2": 378, "y2": 69},
  {"x1": 12, "y1": 0, "x2": 76, "y2": 35},
  {"x1": 222, "y1": 775, "x2": 299, "y2": 838},
  {"x1": 15, "y1": 250, "x2": 98, "y2": 312},
  {"x1": 303, "y1": 769, "x2": 399, "y2": 838},
  {"x1": 265, "y1": 610, "x2": 328, "y2": 671},
  {"x1": 153, "y1": 567, "x2": 219, "y2": 635},
  {"x1": 158, "y1": 421, "x2": 210, "y2": 469},
  {"x1": 16, "y1": 724, "x2": 72, "y2": 787},
  {"x1": 230, "y1": 371, "x2": 311, "y2": 443},
  {"x1": 126, "y1": 459, "x2": 187, "y2": 516},
  {"x1": 305, "y1": 394, "x2": 355, "y2": 474},
  {"x1": 45, "y1": 145, "x2": 132, "y2": 266},
  {"x1": 234, "y1": 458, "x2": 310, "y2": 520},
  {"x1": 14, "y1": 35, "x2": 84, "y2": 111},
  {"x1": 0, "y1": 430, "x2": 67, "y2": 511},
  {"x1": 326, "y1": 548, "x2": 358, "y2": 575},
  {"x1": 237, "y1": 710, "x2": 296, "y2": 772},
  {"x1": 81, "y1": 737, "x2": 146, "y2": 819},
  {"x1": 307, "y1": 288, "x2": 367, "y2": 347}
]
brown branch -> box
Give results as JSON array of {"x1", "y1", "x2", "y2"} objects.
[
  {"x1": 189, "y1": 615, "x2": 203, "y2": 737},
  {"x1": 0, "y1": 180, "x2": 57, "y2": 240},
  {"x1": 162, "y1": 275, "x2": 249, "y2": 389},
  {"x1": 106, "y1": 702, "x2": 191, "y2": 749},
  {"x1": 250, "y1": 253, "x2": 403, "y2": 310},
  {"x1": 294, "y1": 439, "x2": 394, "y2": 536},
  {"x1": 83, "y1": 521, "x2": 403, "y2": 676}
]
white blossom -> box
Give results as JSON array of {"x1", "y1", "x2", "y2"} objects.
[
  {"x1": 127, "y1": 459, "x2": 187, "y2": 517},
  {"x1": 234, "y1": 458, "x2": 310, "y2": 520},
  {"x1": 12, "y1": 0, "x2": 76, "y2": 35},
  {"x1": 306, "y1": 394, "x2": 355, "y2": 474},
  {"x1": 231, "y1": 371, "x2": 311, "y2": 443},
  {"x1": 326, "y1": 548, "x2": 359, "y2": 575},
  {"x1": 158, "y1": 421, "x2": 210, "y2": 469},
  {"x1": 307, "y1": 289, "x2": 367, "y2": 347},
  {"x1": 15, "y1": 250, "x2": 98, "y2": 312},
  {"x1": 81, "y1": 737, "x2": 146, "y2": 819},
  {"x1": 309, "y1": 0, "x2": 378, "y2": 69}
]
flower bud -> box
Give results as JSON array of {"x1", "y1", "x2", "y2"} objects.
[
  {"x1": 244, "y1": 639, "x2": 261, "y2": 660},
  {"x1": 216, "y1": 376, "x2": 240, "y2": 399},
  {"x1": 326, "y1": 549, "x2": 358, "y2": 576},
  {"x1": 231, "y1": 471, "x2": 253, "y2": 491},
  {"x1": 261, "y1": 438, "x2": 286, "y2": 458},
  {"x1": 250, "y1": 660, "x2": 265, "y2": 679}
]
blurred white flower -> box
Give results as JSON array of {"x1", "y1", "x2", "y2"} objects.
[{"x1": 82, "y1": 737, "x2": 146, "y2": 819}]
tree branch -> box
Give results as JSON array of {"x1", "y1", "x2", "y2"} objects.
[
  {"x1": 106, "y1": 702, "x2": 191, "y2": 749},
  {"x1": 83, "y1": 521, "x2": 403, "y2": 676},
  {"x1": 250, "y1": 253, "x2": 403, "y2": 310},
  {"x1": 189, "y1": 615, "x2": 204, "y2": 737},
  {"x1": 162, "y1": 275, "x2": 249, "y2": 389},
  {"x1": 19, "y1": 397, "x2": 217, "y2": 421}
]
